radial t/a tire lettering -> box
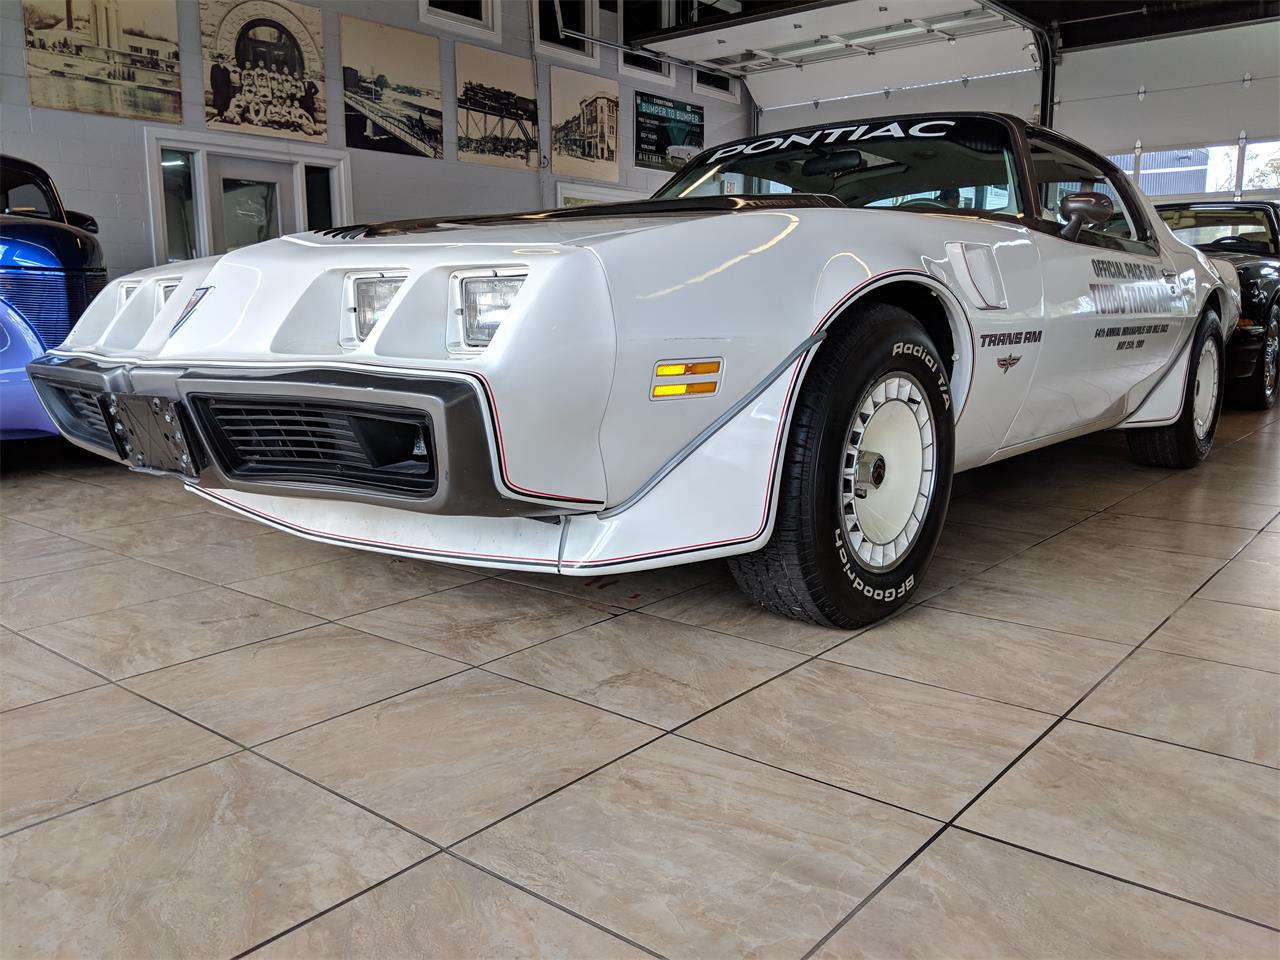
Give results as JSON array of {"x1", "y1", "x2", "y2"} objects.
[{"x1": 729, "y1": 302, "x2": 955, "y2": 629}]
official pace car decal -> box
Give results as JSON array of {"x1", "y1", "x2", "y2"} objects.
[
  {"x1": 1088, "y1": 258, "x2": 1177, "y2": 351},
  {"x1": 706, "y1": 119, "x2": 957, "y2": 164}
]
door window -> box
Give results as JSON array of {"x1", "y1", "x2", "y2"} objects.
[
  {"x1": 1027, "y1": 135, "x2": 1151, "y2": 252},
  {"x1": 220, "y1": 178, "x2": 280, "y2": 251}
]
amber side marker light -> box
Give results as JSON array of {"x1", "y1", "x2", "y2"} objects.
[
  {"x1": 651, "y1": 357, "x2": 723, "y2": 399},
  {"x1": 655, "y1": 360, "x2": 722, "y2": 377},
  {"x1": 653, "y1": 381, "x2": 718, "y2": 398}
]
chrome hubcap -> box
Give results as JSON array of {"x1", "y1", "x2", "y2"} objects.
[
  {"x1": 1263, "y1": 314, "x2": 1278, "y2": 398},
  {"x1": 839, "y1": 373, "x2": 936, "y2": 572},
  {"x1": 1193, "y1": 338, "x2": 1219, "y2": 440}
]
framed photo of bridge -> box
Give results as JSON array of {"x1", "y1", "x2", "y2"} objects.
[
  {"x1": 199, "y1": 0, "x2": 326, "y2": 143},
  {"x1": 20, "y1": 0, "x2": 183, "y2": 123},
  {"x1": 339, "y1": 16, "x2": 442, "y2": 159},
  {"x1": 550, "y1": 66, "x2": 618, "y2": 183},
  {"x1": 455, "y1": 43, "x2": 539, "y2": 171}
]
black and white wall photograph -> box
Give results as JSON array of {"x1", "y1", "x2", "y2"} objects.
[
  {"x1": 20, "y1": 0, "x2": 182, "y2": 122},
  {"x1": 454, "y1": 42, "x2": 538, "y2": 171},
  {"x1": 199, "y1": 0, "x2": 326, "y2": 141},
  {"x1": 550, "y1": 65, "x2": 619, "y2": 182},
  {"x1": 340, "y1": 15, "x2": 442, "y2": 159}
]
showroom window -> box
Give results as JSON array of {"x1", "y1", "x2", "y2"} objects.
[
  {"x1": 694, "y1": 69, "x2": 739, "y2": 102},
  {"x1": 619, "y1": 0, "x2": 670, "y2": 82},
  {"x1": 1242, "y1": 139, "x2": 1280, "y2": 191},
  {"x1": 419, "y1": 0, "x2": 500, "y2": 41},
  {"x1": 534, "y1": 0, "x2": 598, "y2": 62}
]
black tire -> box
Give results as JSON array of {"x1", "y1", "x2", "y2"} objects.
[
  {"x1": 1232, "y1": 301, "x2": 1278, "y2": 410},
  {"x1": 729, "y1": 303, "x2": 955, "y2": 629},
  {"x1": 1127, "y1": 307, "x2": 1224, "y2": 469}
]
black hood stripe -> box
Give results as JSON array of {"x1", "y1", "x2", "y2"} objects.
[{"x1": 315, "y1": 194, "x2": 843, "y2": 239}]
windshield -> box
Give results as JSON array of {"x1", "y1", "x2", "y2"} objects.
[
  {"x1": 654, "y1": 116, "x2": 1022, "y2": 216},
  {"x1": 1, "y1": 164, "x2": 57, "y2": 220},
  {"x1": 1158, "y1": 206, "x2": 1276, "y2": 255}
]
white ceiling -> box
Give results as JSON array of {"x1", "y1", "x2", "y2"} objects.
[{"x1": 644, "y1": 1, "x2": 1037, "y2": 112}]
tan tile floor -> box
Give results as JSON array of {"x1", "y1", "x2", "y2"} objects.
[{"x1": 1, "y1": 409, "x2": 1278, "y2": 959}]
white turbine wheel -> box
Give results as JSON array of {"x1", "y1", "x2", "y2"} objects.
[
  {"x1": 840, "y1": 372, "x2": 936, "y2": 573},
  {"x1": 1193, "y1": 338, "x2": 1219, "y2": 440}
]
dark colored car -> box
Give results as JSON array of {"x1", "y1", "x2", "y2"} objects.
[
  {"x1": 1, "y1": 155, "x2": 107, "y2": 438},
  {"x1": 1158, "y1": 200, "x2": 1280, "y2": 408}
]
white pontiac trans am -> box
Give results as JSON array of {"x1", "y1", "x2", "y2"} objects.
[{"x1": 29, "y1": 112, "x2": 1240, "y2": 628}]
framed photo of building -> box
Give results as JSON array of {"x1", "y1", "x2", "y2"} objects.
[
  {"x1": 199, "y1": 0, "x2": 326, "y2": 142},
  {"x1": 340, "y1": 16, "x2": 442, "y2": 159},
  {"x1": 455, "y1": 43, "x2": 539, "y2": 171},
  {"x1": 550, "y1": 66, "x2": 618, "y2": 182},
  {"x1": 634, "y1": 91, "x2": 704, "y2": 172},
  {"x1": 20, "y1": 0, "x2": 182, "y2": 123}
]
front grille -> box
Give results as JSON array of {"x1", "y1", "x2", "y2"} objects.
[
  {"x1": 191, "y1": 396, "x2": 436, "y2": 497},
  {"x1": 0, "y1": 269, "x2": 108, "y2": 348},
  {"x1": 41, "y1": 384, "x2": 113, "y2": 449}
]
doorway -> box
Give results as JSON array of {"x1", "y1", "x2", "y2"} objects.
[{"x1": 144, "y1": 128, "x2": 352, "y2": 264}]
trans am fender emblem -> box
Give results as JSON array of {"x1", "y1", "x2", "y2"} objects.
[{"x1": 996, "y1": 353, "x2": 1022, "y2": 374}]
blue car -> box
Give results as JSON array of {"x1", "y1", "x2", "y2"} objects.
[{"x1": 1, "y1": 156, "x2": 106, "y2": 439}]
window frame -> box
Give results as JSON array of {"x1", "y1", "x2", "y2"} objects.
[
  {"x1": 532, "y1": 0, "x2": 600, "y2": 66},
  {"x1": 418, "y1": 0, "x2": 501, "y2": 43},
  {"x1": 1022, "y1": 128, "x2": 1159, "y2": 257},
  {"x1": 693, "y1": 69, "x2": 740, "y2": 103},
  {"x1": 617, "y1": 0, "x2": 674, "y2": 85},
  {"x1": 142, "y1": 126, "x2": 353, "y2": 266}
]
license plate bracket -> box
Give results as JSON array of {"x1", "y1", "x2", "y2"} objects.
[{"x1": 111, "y1": 395, "x2": 197, "y2": 479}]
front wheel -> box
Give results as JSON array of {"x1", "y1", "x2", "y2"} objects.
[
  {"x1": 1127, "y1": 307, "x2": 1224, "y2": 468},
  {"x1": 729, "y1": 303, "x2": 955, "y2": 628},
  {"x1": 1235, "y1": 302, "x2": 1279, "y2": 410}
]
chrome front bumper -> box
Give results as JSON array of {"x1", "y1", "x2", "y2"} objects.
[{"x1": 27, "y1": 355, "x2": 556, "y2": 518}]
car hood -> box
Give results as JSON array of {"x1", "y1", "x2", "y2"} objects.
[{"x1": 301, "y1": 194, "x2": 845, "y2": 247}]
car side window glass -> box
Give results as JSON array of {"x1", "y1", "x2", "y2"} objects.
[
  {"x1": 1028, "y1": 137, "x2": 1142, "y2": 247},
  {"x1": 0, "y1": 168, "x2": 55, "y2": 219}
]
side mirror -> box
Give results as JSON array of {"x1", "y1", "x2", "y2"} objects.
[
  {"x1": 65, "y1": 210, "x2": 99, "y2": 234},
  {"x1": 1058, "y1": 191, "x2": 1113, "y2": 241}
]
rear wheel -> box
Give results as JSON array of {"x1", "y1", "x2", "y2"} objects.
[
  {"x1": 1127, "y1": 307, "x2": 1224, "y2": 468},
  {"x1": 729, "y1": 303, "x2": 955, "y2": 628}
]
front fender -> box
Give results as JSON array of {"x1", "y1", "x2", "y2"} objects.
[{"x1": 1, "y1": 299, "x2": 57, "y2": 438}]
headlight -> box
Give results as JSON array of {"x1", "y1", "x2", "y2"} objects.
[
  {"x1": 350, "y1": 274, "x2": 404, "y2": 341},
  {"x1": 117, "y1": 281, "x2": 139, "y2": 310},
  {"x1": 461, "y1": 275, "x2": 524, "y2": 347}
]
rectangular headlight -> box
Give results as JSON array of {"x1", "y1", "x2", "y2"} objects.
[
  {"x1": 117, "y1": 281, "x2": 139, "y2": 311},
  {"x1": 352, "y1": 275, "x2": 404, "y2": 341},
  {"x1": 461, "y1": 275, "x2": 524, "y2": 347}
]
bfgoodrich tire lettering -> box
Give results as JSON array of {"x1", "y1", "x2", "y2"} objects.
[
  {"x1": 1127, "y1": 307, "x2": 1224, "y2": 469},
  {"x1": 729, "y1": 302, "x2": 955, "y2": 628}
]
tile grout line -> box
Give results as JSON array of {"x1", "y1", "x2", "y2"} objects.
[
  {"x1": 442, "y1": 849, "x2": 669, "y2": 959},
  {"x1": 226, "y1": 852, "x2": 442, "y2": 960},
  {"x1": 1062, "y1": 716, "x2": 1280, "y2": 770},
  {"x1": 952, "y1": 826, "x2": 1280, "y2": 933},
  {"x1": 798, "y1": 457, "x2": 1277, "y2": 957}
]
